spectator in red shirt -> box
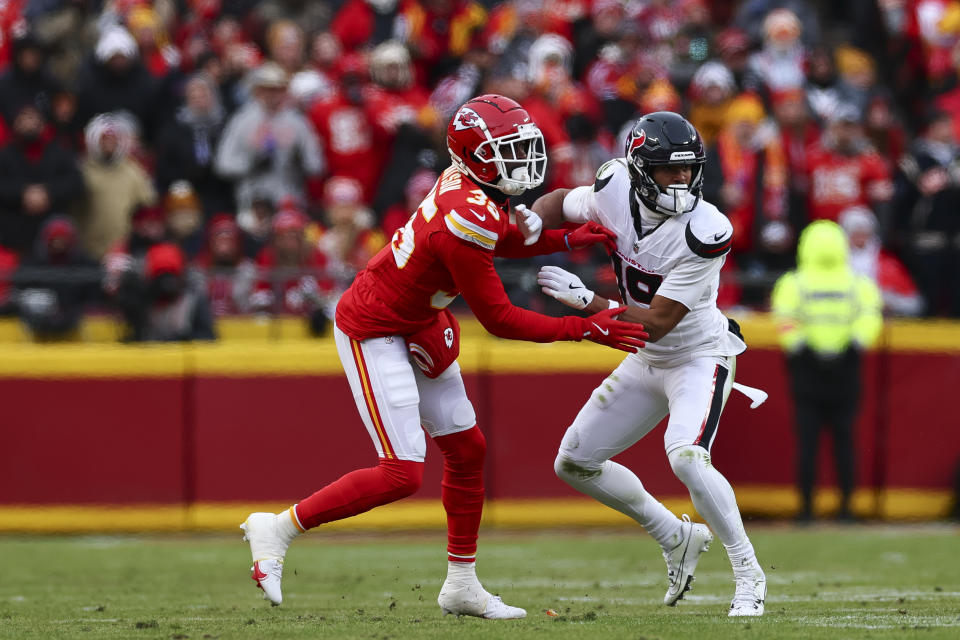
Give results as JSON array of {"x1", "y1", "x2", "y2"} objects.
[
  {"x1": 363, "y1": 41, "x2": 441, "y2": 213},
  {"x1": 771, "y1": 88, "x2": 821, "y2": 233},
  {"x1": 126, "y1": 5, "x2": 182, "y2": 78},
  {"x1": 839, "y1": 205, "x2": 922, "y2": 317},
  {"x1": 316, "y1": 176, "x2": 386, "y2": 290},
  {"x1": 116, "y1": 241, "x2": 216, "y2": 342},
  {"x1": 330, "y1": 0, "x2": 400, "y2": 52},
  {"x1": 193, "y1": 213, "x2": 255, "y2": 316},
  {"x1": 395, "y1": 0, "x2": 488, "y2": 86},
  {"x1": 251, "y1": 205, "x2": 334, "y2": 334},
  {"x1": 308, "y1": 61, "x2": 379, "y2": 203},
  {"x1": 0, "y1": 238, "x2": 16, "y2": 313},
  {"x1": 523, "y1": 33, "x2": 603, "y2": 189},
  {"x1": 805, "y1": 103, "x2": 893, "y2": 224}
]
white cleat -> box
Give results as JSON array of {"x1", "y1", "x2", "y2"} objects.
[
  {"x1": 663, "y1": 514, "x2": 714, "y2": 606},
  {"x1": 437, "y1": 580, "x2": 526, "y2": 619},
  {"x1": 240, "y1": 512, "x2": 290, "y2": 606},
  {"x1": 728, "y1": 570, "x2": 766, "y2": 617}
]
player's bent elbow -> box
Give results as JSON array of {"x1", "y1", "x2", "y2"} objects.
[{"x1": 643, "y1": 323, "x2": 672, "y2": 344}]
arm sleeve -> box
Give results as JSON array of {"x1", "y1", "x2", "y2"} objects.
[
  {"x1": 494, "y1": 225, "x2": 569, "y2": 258},
  {"x1": 655, "y1": 256, "x2": 722, "y2": 310},
  {"x1": 561, "y1": 186, "x2": 598, "y2": 224},
  {"x1": 437, "y1": 232, "x2": 584, "y2": 342}
]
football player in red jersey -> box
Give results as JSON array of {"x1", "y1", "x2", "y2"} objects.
[{"x1": 240, "y1": 94, "x2": 648, "y2": 619}]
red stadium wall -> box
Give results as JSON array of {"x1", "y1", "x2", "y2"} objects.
[{"x1": 1, "y1": 317, "x2": 958, "y2": 529}]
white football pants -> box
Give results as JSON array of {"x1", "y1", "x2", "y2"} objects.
[
  {"x1": 334, "y1": 323, "x2": 477, "y2": 462},
  {"x1": 556, "y1": 355, "x2": 755, "y2": 553},
  {"x1": 559, "y1": 354, "x2": 735, "y2": 464}
]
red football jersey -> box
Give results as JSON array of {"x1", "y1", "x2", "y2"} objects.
[
  {"x1": 336, "y1": 166, "x2": 582, "y2": 342},
  {"x1": 308, "y1": 91, "x2": 380, "y2": 201},
  {"x1": 806, "y1": 145, "x2": 892, "y2": 222}
]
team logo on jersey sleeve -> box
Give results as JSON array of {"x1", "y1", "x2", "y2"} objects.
[{"x1": 453, "y1": 107, "x2": 484, "y2": 131}]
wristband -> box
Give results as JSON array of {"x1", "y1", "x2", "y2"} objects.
[
  {"x1": 563, "y1": 232, "x2": 572, "y2": 251},
  {"x1": 608, "y1": 298, "x2": 620, "y2": 310}
]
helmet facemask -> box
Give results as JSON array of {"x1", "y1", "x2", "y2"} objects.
[
  {"x1": 452, "y1": 123, "x2": 547, "y2": 196},
  {"x1": 629, "y1": 156, "x2": 704, "y2": 216}
]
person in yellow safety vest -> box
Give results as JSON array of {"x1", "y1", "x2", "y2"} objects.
[{"x1": 771, "y1": 220, "x2": 883, "y2": 522}]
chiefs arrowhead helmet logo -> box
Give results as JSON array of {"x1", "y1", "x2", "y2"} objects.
[
  {"x1": 628, "y1": 129, "x2": 647, "y2": 154},
  {"x1": 453, "y1": 107, "x2": 484, "y2": 131}
]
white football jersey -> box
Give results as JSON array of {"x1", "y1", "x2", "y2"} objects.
[{"x1": 563, "y1": 159, "x2": 746, "y2": 366}]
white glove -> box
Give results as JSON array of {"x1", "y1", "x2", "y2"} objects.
[
  {"x1": 537, "y1": 265, "x2": 595, "y2": 310},
  {"x1": 515, "y1": 204, "x2": 543, "y2": 245}
]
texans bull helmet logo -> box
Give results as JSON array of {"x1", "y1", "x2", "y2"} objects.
[{"x1": 628, "y1": 128, "x2": 647, "y2": 154}]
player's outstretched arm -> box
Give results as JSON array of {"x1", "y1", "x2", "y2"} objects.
[
  {"x1": 440, "y1": 236, "x2": 646, "y2": 351},
  {"x1": 538, "y1": 265, "x2": 688, "y2": 342},
  {"x1": 496, "y1": 219, "x2": 617, "y2": 259},
  {"x1": 529, "y1": 188, "x2": 571, "y2": 230}
]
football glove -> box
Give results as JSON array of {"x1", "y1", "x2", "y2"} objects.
[
  {"x1": 579, "y1": 307, "x2": 648, "y2": 353},
  {"x1": 564, "y1": 222, "x2": 618, "y2": 253},
  {"x1": 538, "y1": 265, "x2": 594, "y2": 310},
  {"x1": 515, "y1": 204, "x2": 543, "y2": 245}
]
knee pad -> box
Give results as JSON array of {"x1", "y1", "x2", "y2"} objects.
[
  {"x1": 450, "y1": 396, "x2": 477, "y2": 431},
  {"x1": 419, "y1": 367, "x2": 477, "y2": 436},
  {"x1": 379, "y1": 458, "x2": 424, "y2": 497},
  {"x1": 667, "y1": 445, "x2": 711, "y2": 487},
  {"x1": 434, "y1": 426, "x2": 486, "y2": 468},
  {"x1": 554, "y1": 452, "x2": 603, "y2": 483}
]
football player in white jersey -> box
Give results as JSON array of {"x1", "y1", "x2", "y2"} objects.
[{"x1": 523, "y1": 111, "x2": 767, "y2": 616}]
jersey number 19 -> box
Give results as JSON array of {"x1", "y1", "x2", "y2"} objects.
[{"x1": 611, "y1": 253, "x2": 664, "y2": 306}]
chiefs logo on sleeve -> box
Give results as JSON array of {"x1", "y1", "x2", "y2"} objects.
[{"x1": 453, "y1": 107, "x2": 484, "y2": 131}]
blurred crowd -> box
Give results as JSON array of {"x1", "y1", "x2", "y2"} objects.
[{"x1": 0, "y1": 0, "x2": 958, "y2": 342}]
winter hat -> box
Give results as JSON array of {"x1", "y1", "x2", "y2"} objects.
[
  {"x1": 272, "y1": 208, "x2": 307, "y2": 234},
  {"x1": 96, "y1": 26, "x2": 139, "y2": 62},
  {"x1": 249, "y1": 62, "x2": 288, "y2": 89},
  {"x1": 164, "y1": 181, "x2": 202, "y2": 213},
  {"x1": 323, "y1": 176, "x2": 364, "y2": 207},
  {"x1": 144, "y1": 243, "x2": 185, "y2": 279}
]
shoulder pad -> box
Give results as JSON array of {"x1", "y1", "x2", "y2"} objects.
[
  {"x1": 684, "y1": 204, "x2": 733, "y2": 259},
  {"x1": 594, "y1": 158, "x2": 628, "y2": 192},
  {"x1": 444, "y1": 207, "x2": 499, "y2": 251}
]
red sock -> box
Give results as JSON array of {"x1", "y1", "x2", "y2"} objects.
[
  {"x1": 433, "y1": 427, "x2": 486, "y2": 562},
  {"x1": 294, "y1": 458, "x2": 423, "y2": 531}
]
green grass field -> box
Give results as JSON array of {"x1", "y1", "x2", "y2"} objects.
[{"x1": 1, "y1": 524, "x2": 958, "y2": 639}]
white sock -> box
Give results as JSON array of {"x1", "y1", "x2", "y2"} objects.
[
  {"x1": 668, "y1": 446, "x2": 759, "y2": 571},
  {"x1": 555, "y1": 456, "x2": 682, "y2": 548},
  {"x1": 727, "y1": 543, "x2": 762, "y2": 577},
  {"x1": 275, "y1": 506, "x2": 303, "y2": 546},
  {"x1": 446, "y1": 560, "x2": 480, "y2": 587}
]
